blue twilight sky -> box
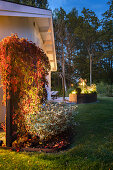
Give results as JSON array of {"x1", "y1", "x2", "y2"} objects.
[{"x1": 48, "y1": 0, "x2": 109, "y2": 19}]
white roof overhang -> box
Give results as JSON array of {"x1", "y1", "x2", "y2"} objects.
[{"x1": 0, "y1": 0, "x2": 57, "y2": 71}]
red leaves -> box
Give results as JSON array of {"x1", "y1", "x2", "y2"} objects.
[
  {"x1": 1, "y1": 122, "x2": 6, "y2": 132},
  {"x1": 0, "y1": 34, "x2": 51, "y2": 144},
  {"x1": 1, "y1": 34, "x2": 51, "y2": 140},
  {"x1": 53, "y1": 140, "x2": 69, "y2": 149},
  {"x1": 41, "y1": 139, "x2": 70, "y2": 150},
  {"x1": 16, "y1": 149, "x2": 20, "y2": 152},
  {"x1": 0, "y1": 33, "x2": 50, "y2": 103}
]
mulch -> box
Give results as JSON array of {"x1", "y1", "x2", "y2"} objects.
[{"x1": 0, "y1": 128, "x2": 75, "y2": 153}]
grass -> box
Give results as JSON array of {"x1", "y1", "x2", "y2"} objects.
[{"x1": 0, "y1": 97, "x2": 113, "y2": 170}]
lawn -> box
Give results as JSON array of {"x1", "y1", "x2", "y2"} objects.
[{"x1": 0, "y1": 97, "x2": 113, "y2": 170}]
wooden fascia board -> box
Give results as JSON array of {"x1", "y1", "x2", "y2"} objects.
[
  {"x1": 0, "y1": 0, "x2": 51, "y2": 18},
  {"x1": 50, "y1": 17, "x2": 57, "y2": 71},
  {"x1": 0, "y1": 11, "x2": 51, "y2": 18}
]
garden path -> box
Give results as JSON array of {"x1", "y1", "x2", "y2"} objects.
[{"x1": 50, "y1": 97, "x2": 70, "y2": 103}]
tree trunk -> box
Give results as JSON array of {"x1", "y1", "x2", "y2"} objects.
[
  {"x1": 90, "y1": 53, "x2": 92, "y2": 85},
  {"x1": 61, "y1": 41, "x2": 65, "y2": 101},
  {"x1": 88, "y1": 48, "x2": 92, "y2": 85}
]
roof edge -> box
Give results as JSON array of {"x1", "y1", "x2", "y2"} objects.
[
  {"x1": 0, "y1": 0, "x2": 51, "y2": 11},
  {"x1": 0, "y1": 0, "x2": 52, "y2": 17}
]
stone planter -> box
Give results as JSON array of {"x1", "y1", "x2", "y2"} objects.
[{"x1": 69, "y1": 93, "x2": 97, "y2": 104}]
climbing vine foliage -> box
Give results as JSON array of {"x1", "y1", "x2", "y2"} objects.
[{"x1": 0, "y1": 34, "x2": 50, "y2": 137}]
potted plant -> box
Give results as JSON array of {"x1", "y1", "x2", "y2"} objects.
[{"x1": 69, "y1": 79, "x2": 97, "y2": 104}]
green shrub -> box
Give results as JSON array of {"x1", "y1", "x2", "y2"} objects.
[
  {"x1": 96, "y1": 82, "x2": 113, "y2": 96},
  {"x1": 106, "y1": 84, "x2": 113, "y2": 96},
  {"x1": 24, "y1": 102, "x2": 78, "y2": 141}
]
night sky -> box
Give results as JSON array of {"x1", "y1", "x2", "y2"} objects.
[{"x1": 48, "y1": 0, "x2": 109, "y2": 19}]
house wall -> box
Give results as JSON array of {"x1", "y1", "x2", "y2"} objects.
[
  {"x1": 0, "y1": 16, "x2": 34, "y2": 42},
  {"x1": 0, "y1": 16, "x2": 51, "y2": 123},
  {"x1": 46, "y1": 71, "x2": 51, "y2": 100}
]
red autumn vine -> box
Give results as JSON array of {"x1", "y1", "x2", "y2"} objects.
[{"x1": 0, "y1": 34, "x2": 50, "y2": 139}]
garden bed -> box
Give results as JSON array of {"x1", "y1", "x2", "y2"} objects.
[
  {"x1": 69, "y1": 78, "x2": 97, "y2": 104},
  {"x1": 0, "y1": 127, "x2": 75, "y2": 153},
  {"x1": 0, "y1": 102, "x2": 77, "y2": 153},
  {"x1": 69, "y1": 93, "x2": 97, "y2": 104},
  {"x1": 11, "y1": 128, "x2": 74, "y2": 153},
  {"x1": 10, "y1": 102, "x2": 77, "y2": 153}
]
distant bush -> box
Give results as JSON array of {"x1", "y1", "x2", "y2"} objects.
[
  {"x1": 96, "y1": 82, "x2": 113, "y2": 96},
  {"x1": 106, "y1": 85, "x2": 113, "y2": 96}
]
